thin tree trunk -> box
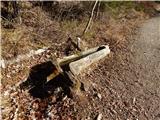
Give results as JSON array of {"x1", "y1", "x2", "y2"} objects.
[{"x1": 82, "y1": 0, "x2": 98, "y2": 36}]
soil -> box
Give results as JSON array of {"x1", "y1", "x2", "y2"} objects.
[
  {"x1": 75, "y1": 16, "x2": 160, "y2": 120},
  {"x1": 1, "y1": 3, "x2": 160, "y2": 120}
]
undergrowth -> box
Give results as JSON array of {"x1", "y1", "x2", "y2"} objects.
[{"x1": 1, "y1": 1, "x2": 154, "y2": 60}]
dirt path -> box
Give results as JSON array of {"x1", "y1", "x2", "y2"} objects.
[
  {"x1": 131, "y1": 17, "x2": 160, "y2": 97},
  {"x1": 129, "y1": 16, "x2": 160, "y2": 120},
  {"x1": 80, "y1": 17, "x2": 160, "y2": 120}
]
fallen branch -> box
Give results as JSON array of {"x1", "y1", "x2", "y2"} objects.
[{"x1": 0, "y1": 47, "x2": 49, "y2": 68}]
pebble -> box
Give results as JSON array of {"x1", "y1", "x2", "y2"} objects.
[
  {"x1": 96, "y1": 113, "x2": 102, "y2": 120},
  {"x1": 46, "y1": 55, "x2": 50, "y2": 58},
  {"x1": 6, "y1": 74, "x2": 11, "y2": 78},
  {"x1": 51, "y1": 96, "x2": 56, "y2": 103},
  {"x1": 4, "y1": 90, "x2": 10, "y2": 96},
  {"x1": 16, "y1": 64, "x2": 20, "y2": 68},
  {"x1": 97, "y1": 93, "x2": 102, "y2": 99},
  {"x1": 32, "y1": 102, "x2": 39, "y2": 110}
]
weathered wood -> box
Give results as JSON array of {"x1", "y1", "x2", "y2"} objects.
[
  {"x1": 57, "y1": 45, "x2": 108, "y2": 66},
  {"x1": 69, "y1": 45, "x2": 110, "y2": 75},
  {"x1": 47, "y1": 45, "x2": 110, "y2": 81}
]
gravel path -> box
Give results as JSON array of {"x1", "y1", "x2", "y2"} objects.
[
  {"x1": 130, "y1": 16, "x2": 160, "y2": 120},
  {"x1": 131, "y1": 17, "x2": 160, "y2": 96},
  {"x1": 76, "y1": 16, "x2": 160, "y2": 120}
]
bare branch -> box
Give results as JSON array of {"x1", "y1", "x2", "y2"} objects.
[{"x1": 82, "y1": 0, "x2": 98, "y2": 36}]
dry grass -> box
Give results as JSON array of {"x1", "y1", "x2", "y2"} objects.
[
  {"x1": 2, "y1": 6, "x2": 60, "y2": 60},
  {"x1": 1, "y1": 1, "x2": 151, "y2": 86},
  {"x1": 1, "y1": 1, "x2": 151, "y2": 60},
  {"x1": 2, "y1": 2, "x2": 158, "y2": 120}
]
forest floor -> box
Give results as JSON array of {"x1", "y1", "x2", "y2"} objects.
[{"x1": 1, "y1": 2, "x2": 160, "y2": 120}]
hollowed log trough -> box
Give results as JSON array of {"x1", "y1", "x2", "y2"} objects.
[
  {"x1": 47, "y1": 45, "x2": 110, "y2": 93},
  {"x1": 20, "y1": 45, "x2": 110, "y2": 98}
]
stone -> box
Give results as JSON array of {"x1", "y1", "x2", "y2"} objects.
[
  {"x1": 97, "y1": 93, "x2": 102, "y2": 99},
  {"x1": 96, "y1": 113, "x2": 102, "y2": 120}
]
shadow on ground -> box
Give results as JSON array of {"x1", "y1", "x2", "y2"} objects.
[{"x1": 20, "y1": 61, "x2": 73, "y2": 99}]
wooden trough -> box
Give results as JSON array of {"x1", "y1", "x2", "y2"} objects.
[{"x1": 47, "y1": 45, "x2": 110, "y2": 81}]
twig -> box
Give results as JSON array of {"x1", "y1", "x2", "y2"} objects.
[
  {"x1": 96, "y1": 1, "x2": 101, "y2": 19},
  {"x1": 82, "y1": 0, "x2": 98, "y2": 36}
]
